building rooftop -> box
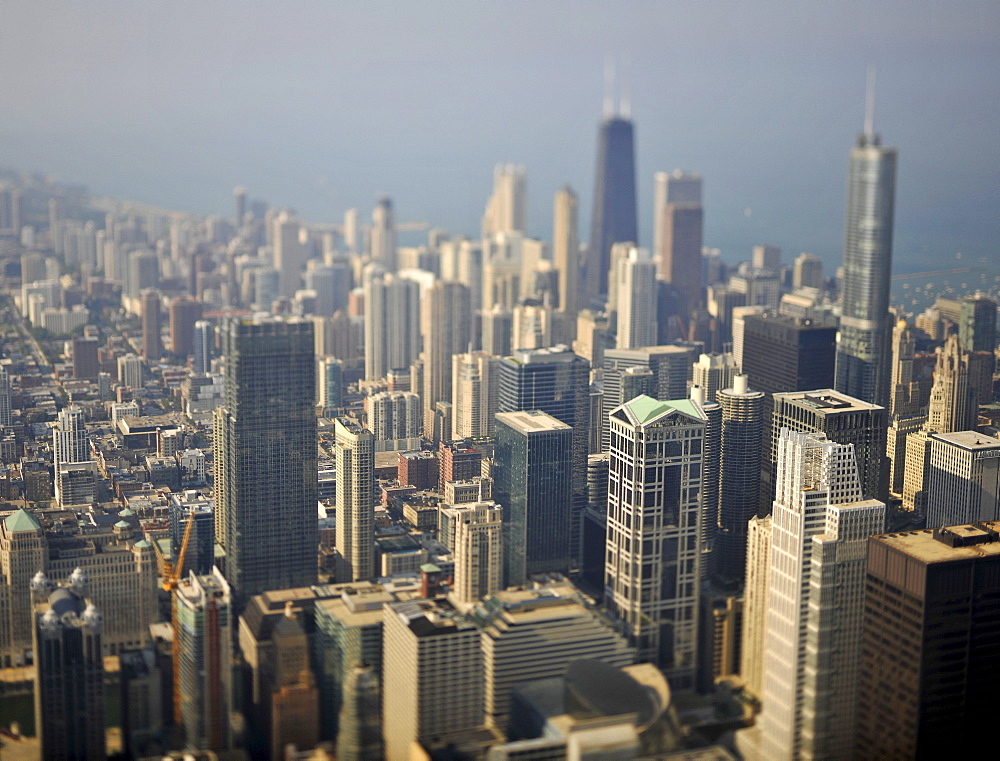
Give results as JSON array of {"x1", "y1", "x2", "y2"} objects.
[
  {"x1": 4, "y1": 508, "x2": 41, "y2": 533},
  {"x1": 495, "y1": 410, "x2": 571, "y2": 432},
  {"x1": 773, "y1": 389, "x2": 883, "y2": 413},
  {"x1": 930, "y1": 430, "x2": 1000, "y2": 452},
  {"x1": 875, "y1": 522, "x2": 1000, "y2": 563},
  {"x1": 614, "y1": 394, "x2": 706, "y2": 426}
]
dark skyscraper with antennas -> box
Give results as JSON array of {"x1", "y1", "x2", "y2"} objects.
[{"x1": 585, "y1": 75, "x2": 637, "y2": 309}]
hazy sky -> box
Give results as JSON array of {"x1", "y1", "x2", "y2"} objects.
[{"x1": 2, "y1": 1, "x2": 998, "y2": 272}]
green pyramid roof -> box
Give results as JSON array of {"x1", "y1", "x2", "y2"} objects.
[{"x1": 4, "y1": 509, "x2": 42, "y2": 533}]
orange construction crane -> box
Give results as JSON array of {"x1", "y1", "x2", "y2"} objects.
[{"x1": 162, "y1": 512, "x2": 195, "y2": 726}]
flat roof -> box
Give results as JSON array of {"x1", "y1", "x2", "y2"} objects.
[
  {"x1": 930, "y1": 430, "x2": 1000, "y2": 451},
  {"x1": 495, "y1": 410, "x2": 571, "y2": 432},
  {"x1": 774, "y1": 389, "x2": 883, "y2": 413},
  {"x1": 875, "y1": 522, "x2": 1000, "y2": 563}
]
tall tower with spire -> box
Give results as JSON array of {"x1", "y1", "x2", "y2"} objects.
[
  {"x1": 835, "y1": 71, "x2": 897, "y2": 407},
  {"x1": 584, "y1": 59, "x2": 637, "y2": 309}
]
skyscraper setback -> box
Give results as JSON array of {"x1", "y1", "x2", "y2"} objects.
[{"x1": 835, "y1": 87, "x2": 897, "y2": 407}]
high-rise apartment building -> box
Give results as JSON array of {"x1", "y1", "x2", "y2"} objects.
[
  {"x1": 335, "y1": 417, "x2": 376, "y2": 583},
  {"x1": 140, "y1": 289, "x2": 162, "y2": 361},
  {"x1": 497, "y1": 345, "x2": 590, "y2": 564},
  {"x1": 117, "y1": 353, "x2": 144, "y2": 390},
  {"x1": 857, "y1": 522, "x2": 1000, "y2": 757},
  {"x1": 32, "y1": 572, "x2": 106, "y2": 760},
  {"x1": 421, "y1": 280, "x2": 471, "y2": 429},
  {"x1": 552, "y1": 185, "x2": 579, "y2": 320},
  {"x1": 657, "y1": 170, "x2": 704, "y2": 318},
  {"x1": 585, "y1": 100, "x2": 637, "y2": 307},
  {"x1": 451, "y1": 350, "x2": 499, "y2": 440},
  {"x1": 613, "y1": 246, "x2": 658, "y2": 349},
  {"x1": 451, "y1": 501, "x2": 503, "y2": 604},
  {"x1": 366, "y1": 391, "x2": 421, "y2": 452},
  {"x1": 834, "y1": 111, "x2": 897, "y2": 407},
  {"x1": 363, "y1": 269, "x2": 420, "y2": 381},
  {"x1": 713, "y1": 375, "x2": 765, "y2": 584},
  {"x1": 214, "y1": 317, "x2": 317, "y2": 604},
  {"x1": 175, "y1": 568, "x2": 232, "y2": 751},
  {"x1": 493, "y1": 410, "x2": 573, "y2": 586},
  {"x1": 605, "y1": 395, "x2": 707, "y2": 689},
  {"x1": 925, "y1": 431, "x2": 1000, "y2": 528},
  {"x1": 738, "y1": 430, "x2": 884, "y2": 760}
]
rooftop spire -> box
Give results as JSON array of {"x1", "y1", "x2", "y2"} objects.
[{"x1": 864, "y1": 66, "x2": 877, "y2": 138}]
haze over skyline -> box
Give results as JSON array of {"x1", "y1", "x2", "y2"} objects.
[{"x1": 2, "y1": 1, "x2": 998, "y2": 271}]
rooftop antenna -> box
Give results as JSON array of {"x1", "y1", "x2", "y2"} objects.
[
  {"x1": 864, "y1": 65, "x2": 877, "y2": 138},
  {"x1": 603, "y1": 55, "x2": 615, "y2": 119},
  {"x1": 620, "y1": 53, "x2": 631, "y2": 119}
]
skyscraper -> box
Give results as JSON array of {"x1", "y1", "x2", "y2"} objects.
[
  {"x1": 605, "y1": 395, "x2": 707, "y2": 689},
  {"x1": 0, "y1": 365, "x2": 11, "y2": 426},
  {"x1": 192, "y1": 319, "x2": 213, "y2": 374},
  {"x1": 214, "y1": 317, "x2": 317, "y2": 604},
  {"x1": 738, "y1": 430, "x2": 884, "y2": 759},
  {"x1": 713, "y1": 375, "x2": 765, "y2": 584},
  {"x1": 451, "y1": 501, "x2": 503, "y2": 604},
  {"x1": 140, "y1": 288, "x2": 162, "y2": 361},
  {"x1": 175, "y1": 568, "x2": 232, "y2": 752},
  {"x1": 613, "y1": 246, "x2": 658, "y2": 349},
  {"x1": 363, "y1": 269, "x2": 420, "y2": 381},
  {"x1": 856, "y1": 522, "x2": 1000, "y2": 758},
  {"x1": 493, "y1": 410, "x2": 573, "y2": 586},
  {"x1": 382, "y1": 599, "x2": 482, "y2": 761},
  {"x1": 370, "y1": 196, "x2": 397, "y2": 271},
  {"x1": 925, "y1": 431, "x2": 1000, "y2": 528},
  {"x1": 834, "y1": 95, "x2": 897, "y2": 407},
  {"x1": 421, "y1": 280, "x2": 471, "y2": 431},
  {"x1": 482, "y1": 164, "x2": 527, "y2": 236},
  {"x1": 274, "y1": 211, "x2": 307, "y2": 298},
  {"x1": 657, "y1": 170, "x2": 704, "y2": 319},
  {"x1": 771, "y1": 389, "x2": 888, "y2": 504},
  {"x1": 32, "y1": 571, "x2": 106, "y2": 761},
  {"x1": 585, "y1": 93, "x2": 637, "y2": 308},
  {"x1": 451, "y1": 350, "x2": 499, "y2": 439},
  {"x1": 552, "y1": 185, "x2": 579, "y2": 321},
  {"x1": 335, "y1": 417, "x2": 376, "y2": 582},
  {"x1": 691, "y1": 352, "x2": 738, "y2": 404},
  {"x1": 497, "y1": 346, "x2": 590, "y2": 565},
  {"x1": 169, "y1": 297, "x2": 203, "y2": 358}
]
